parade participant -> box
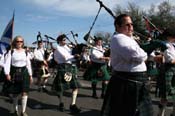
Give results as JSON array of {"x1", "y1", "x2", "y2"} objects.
[
  {"x1": 80, "y1": 48, "x2": 90, "y2": 70},
  {"x1": 33, "y1": 40, "x2": 50, "y2": 92},
  {"x1": 52, "y1": 34, "x2": 81, "y2": 114},
  {"x1": 84, "y1": 36, "x2": 110, "y2": 98},
  {"x1": 101, "y1": 14, "x2": 153, "y2": 116},
  {"x1": 4, "y1": 35, "x2": 33, "y2": 116},
  {"x1": 157, "y1": 27, "x2": 175, "y2": 116}
]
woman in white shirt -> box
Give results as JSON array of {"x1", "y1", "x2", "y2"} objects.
[{"x1": 4, "y1": 35, "x2": 33, "y2": 116}]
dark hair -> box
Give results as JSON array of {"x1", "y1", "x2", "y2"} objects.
[
  {"x1": 94, "y1": 36, "x2": 103, "y2": 42},
  {"x1": 114, "y1": 14, "x2": 130, "y2": 28},
  {"x1": 56, "y1": 34, "x2": 66, "y2": 42}
]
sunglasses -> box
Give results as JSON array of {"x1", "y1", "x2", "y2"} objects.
[
  {"x1": 123, "y1": 23, "x2": 133, "y2": 27},
  {"x1": 16, "y1": 41, "x2": 23, "y2": 43}
]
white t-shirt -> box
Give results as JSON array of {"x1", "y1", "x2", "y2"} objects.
[{"x1": 110, "y1": 33, "x2": 148, "y2": 72}]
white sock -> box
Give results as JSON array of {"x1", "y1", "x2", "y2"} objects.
[
  {"x1": 21, "y1": 95, "x2": 28, "y2": 113},
  {"x1": 158, "y1": 106, "x2": 166, "y2": 116},
  {"x1": 12, "y1": 95, "x2": 18, "y2": 112},
  {"x1": 71, "y1": 89, "x2": 78, "y2": 105}
]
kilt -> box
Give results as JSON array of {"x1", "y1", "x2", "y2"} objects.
[
  {"x1": 159, "y1": 63, "x2": 175, "y2": 100},
  {"x1": 32, "y1": 60, "x2": 44, "y2": 78},
  {"x1": 101, "y1": 71, "x2": 153, "y2": 116},
  {"x1": 83, "y1": 62, "x2": 110, "y2": 82},
  {"x1": 3, "y1": 66, "x2": 30, "y2": 94},
  {"x1": 52, "y1": 63, "x2": 81, "y2": 95},
  {"x1": 146, "y1": 61, "x2": 159, "y2": 77}
]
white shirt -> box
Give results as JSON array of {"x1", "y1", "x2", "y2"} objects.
[
  {"x1": 110, "y1": 33, "x2": 148, "y2": 72},
  {"x1": 164, "y1": 42, "x2": 175, "y2": 63},
  {"x1": 4, "y1": 49, "x2": 32, "y2": 76},
  {"x1": 33, "y1": 48, "x2": 45, "y2": 61},
  {"x1": 90, "y1": 45, "x2": 105, "y2": 64},
  {"x1": 54, "y1": 44, "x2": 75, "y2": 64}
]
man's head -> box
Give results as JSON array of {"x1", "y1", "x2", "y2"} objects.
[
  {"x1": 56, "y1": 34, "x2": 67, "y2": 45},
  {"x1": 114, "y1": 14, "x2": 133, "y2": 37},
  {"x1": 94, "y1": 36, "x2": 103, "y2": 46},
  {"x1": 37, "y1": 40, "x2": 43, "y2": 48}
]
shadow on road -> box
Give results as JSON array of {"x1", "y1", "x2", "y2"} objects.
[
  {"x1": 70, "y1": 109, "x2": 100, "y2": 116},
  {"x1": 0, "y1": 107, "x2": 10, "y2": 115},
  {"x1": 27, "y1": 98, "x2": 58, "y2": 110}
]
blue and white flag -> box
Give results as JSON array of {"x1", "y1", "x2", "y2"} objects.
[{"x1": 0, "y1": 12, "x2": 14, "y2": 54}]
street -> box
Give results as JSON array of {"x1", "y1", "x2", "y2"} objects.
[{"x1": 0, "y1": 71, "x2": 174, "y2": 116}]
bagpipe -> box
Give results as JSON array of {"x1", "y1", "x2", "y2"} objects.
[
  {"x1": 82, "y1": 0, "x2": 111, "y2": 57},
  {"x1": 36, "y1": 31, "x2": 52, "y2": 60},
  {"x1": 67, "y1": 31, "x2": 88, "y2": 56},
  {"x1": 43, "y1": 32, "x2": 88, "y2": 61},
  {"x1": 138, "y1": 16, "x2": 167, "y2": 55},
  {"x1": 86, "y1": 0, "x2": 168, "y2": 55}
]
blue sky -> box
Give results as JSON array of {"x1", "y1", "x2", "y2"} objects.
[{"x1": 0, "y1": 0, "x2": 174, "y2": 47}]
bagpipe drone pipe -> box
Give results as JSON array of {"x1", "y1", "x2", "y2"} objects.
[{"x1": 94, "y1": 0, "x2": 168, "y2": 55}]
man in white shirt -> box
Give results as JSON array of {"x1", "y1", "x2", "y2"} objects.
[
  {"x1": 52, "y1": 34, "x2": 81, "y2": 114},
  {"x1": 101, "y1": 14, "x2": 153, "y2": 116},
  {"x1": 33, "y1": 40, "x2": 50, "y2": 92}
]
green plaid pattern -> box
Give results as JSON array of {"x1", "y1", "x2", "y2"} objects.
[
  {"x1": 101, "y1": 72, "x2": 153, "y2": 116},
  {"x1": 83, "y1": 62, "x2": 110, "y2": 82},
  {"x1": 4, "y1": 66, "x2": 30, "y2": 94},
  {"x1": 52, "y1": 63, "x2": 81, "y2": 95}
]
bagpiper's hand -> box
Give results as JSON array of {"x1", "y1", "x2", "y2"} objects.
[
  {"x1": 74, "y1": 54, "x2": 80, "y2": 59},
  {"x1": 43, "y1": 60, "x2": 48, "y2": 66},
  {"x1": 29, "y1": 76, "x2": 33, "y2": 84},
  {"x1": 104, "y1": 57, "x2": 110, "y2": 61},
  {"x1": 6, "y1": 75, "x2": 11, "y2": 81}
]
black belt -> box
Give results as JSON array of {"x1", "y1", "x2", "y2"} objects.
[
  {"x1": 112, "y1": 71, "x2": 146, "y2": 76},
  {"x1": 112, "y1": 71, "x2": 147, "y2": 84}
]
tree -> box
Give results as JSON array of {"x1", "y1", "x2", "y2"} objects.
[
  {"x1": 147, "y1": 1, "x2": 175, "y2": 30},
  {"x1": 113, "y1": 1, "x2": 175, "y2": 41}
]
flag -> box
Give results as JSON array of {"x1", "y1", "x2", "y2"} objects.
[
  {"x1": 0, "y1": 12, "x2": 14, "y2": 54},
  {"x1": 143, "y1": 16, "x2": 151, "y2": 33}
]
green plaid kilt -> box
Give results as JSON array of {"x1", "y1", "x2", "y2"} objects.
[
  {"x1": 146, "y1": 61, "x2": 159, "y2": 76},
  {"x1": 3, "y1": 66, "x2": 30, "y2": 94},
  {"x1": 52, "y1": 63, "x2": 81, "y2": 95},
  {"x1": 159, "y1": 64, "x2": 175, "y2": 100},
  {"x1": 31, "y1": 60, "x2": 43, "y2": 78},
  {"x1": 101, "y1": 71, "x2": 153, "y2": 116},
  {"x1": 83, "y1": 62, "x2": 110, "y2": 82}
]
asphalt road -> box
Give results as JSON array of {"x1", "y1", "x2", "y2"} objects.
[{"x1": 0, "y1": 71, "x2": 174, "y2": 116}]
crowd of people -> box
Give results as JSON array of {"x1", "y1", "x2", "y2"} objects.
[{"x1": 0, "y1": 13, "x2": 175, "y2": 116}]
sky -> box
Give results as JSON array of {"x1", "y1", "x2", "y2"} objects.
[{"x1": 0, "y1": 0, "x2": 174, "y2": 47}]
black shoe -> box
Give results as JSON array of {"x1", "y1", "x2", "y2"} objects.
[
  {"x1": 42, "y1": 87, "x2": 48, "y2": 93},
  {"x1": 101, "y1": 94, "x2": 104, "y2": 99},
  {"x1": 58, "y1": 103, "x2": 64, "y2": 112},
  {"x1": 70, "y1": 104, "x2": 81, "y2": 114},
  {"x1": 92, "y1": 94, "x2": 98, "y2": 99}
]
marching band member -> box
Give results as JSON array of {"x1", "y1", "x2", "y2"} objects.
[
  {"x1": 4, "y1": 36, "x2": 33, "y2": 116},
  {"x1": 84, "y1": 36, "x2": 110, "y2": 98},
  {"x1": 52, "y1": 34, "x2": 81, "y2": 114},
  {"x1": 158, "y1": 27, "x2": 175, "y2": 116},
  {"x1": 101, "y1": 14, "x2": 153, "y2": 116},
  {"x1": 33, "y1": 40, "x2": 50, "y2": 92}
]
